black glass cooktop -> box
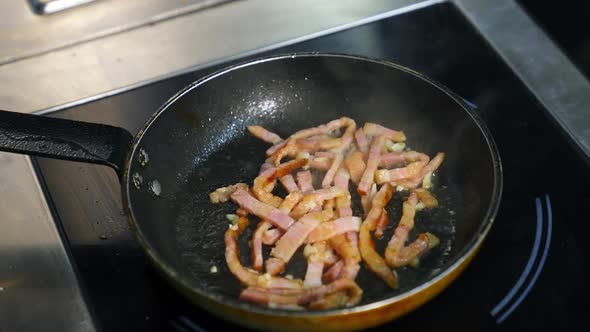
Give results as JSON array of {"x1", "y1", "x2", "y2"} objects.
[{"x1": 34, "y1": 2, "x2": 589, "y2": 331}]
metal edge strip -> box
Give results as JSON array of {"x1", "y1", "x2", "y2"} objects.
[
  {"x1": 453, "y1": 0, "x2": 590, "y2": 162},
  {"x1": 35, "y1": 0, "x2": 444, "y2": 116}
]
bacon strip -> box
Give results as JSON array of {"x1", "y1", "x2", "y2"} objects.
[
  {"x1": 209, "y1": 183, "x2": 248, "y2": 203},
  {"x1": 309, "y1": 157, "x2": 332, "y2": 171},
  {"x1": 230, "y1": 189, "x2": 294, "y2": 230},
  {"x1": 262, "y1": 228, "x2": 282, "y2": 245},
  {"x1": 296, "y1": 170, "x2": 314, "y2": 193},
  {"x1": 305, "y1": 217, "x2": 361, "y2": 243},
  {"x1": 321, "y1": 154, "x2": 344, "y2": 188},
  {"x1": 252, "y1": 221, "x2": 272, "y2": 270},
  {"x1": 303, "y1": 243, "x2": 327, "y2": 289},
  {"x1": 322, "y1": 259, "x2": 344, "y2": 283},
  {"x1": 354, "y1": 128, "x2": 370, "y2": 153},
  {"x1": 290, "y1": 187, "x2": 348, "y2": 219},
  {"x1": 413, "y1": 188, "x2": 439, "y2": 208},
  {"x1": 239, "y1": 278, "x2": 362, "y2": 308},
  {"x1": 265, "y1": 257, "x2": 286, "y2": 276},
  {"x1": 271, "y1": 211, "x2": 329, "y2": 263},
  {"x1": 358, "y1": 136, "x2": 385, "y2": 196},
  {"x1": 279, "y1": 174, "x2": 300, "y2": 193},
  {"x1": 363, "y1": 122, "x2": 406, "y2": 142},
  {"x1": 344, "y1": 151, "x2": 366, "y2": 185},
  {"x1": 253, "y1": 159, "x2": 308, "y2": 207},
  {"x1": 225, "y1": 216, "x2": 302, "y2": 289},
  {"x1": 375, "y1": 161, "x2": 427, "y2": 184},
  {"x1": 374, "y1": 209, "x2": 389, "y2": 239},
  {"x1": 334, "y1": 168, "x2": 353, "y2": 217},
  {"x1": 385, "y1": 193, "x2": 439, "y2": 268},
  {"x1": 394, "y1": 152, "x2": 445, "y2": 189},
  {"x1": 359, "y1": 184, "x2": 398, "y2": 289},
  {"x1": 248, "y1": 125, "x2": 283, "y2": 144}
]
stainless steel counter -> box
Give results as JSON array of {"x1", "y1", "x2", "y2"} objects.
[{"x1": 1, "y1": 0, "x2": 589, "y2": 331}]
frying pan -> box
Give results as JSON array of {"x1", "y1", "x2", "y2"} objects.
[{"x1": 0, "y1": 53, "x2": 502, "y2": 331}]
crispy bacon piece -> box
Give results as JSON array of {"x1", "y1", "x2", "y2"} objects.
[
  {"x1": 225, "y1": 216, "x2": 302, "y2": 289},
  {"x1": 413, "y1": 188, "x2": 439, "y2": 208},
  {"x1": 374, "y1": 209, "x2": 389, "y2": 239},
  {"x1": 262, "y1": 228, "x2": 282, "y2": 245},
  {"x1": 361, "y1": 183, "x2": 377, "y2": 215},
  {"x1": 358, "y1": 136, "x2": 385, "y2": 196},
  {"x1": 265, "y1": 257, "x2": 286, "y2": 276},
  {"x1": 239, "y1": 279, "x2": 362, "y2": 308},
  {"x1": 321, "y1": 154, "x2": 344, "y2": 188},
  {"x1": 305, "y1": 217, "x2": 361, "y2": 243},
  {"x1": 269, "y1": 117, "x2": 355, "y2": 165},
  {"x1": 359, "y1": 184, "x2": 398, "y2": 289},
  {"x1": 253, "y1": 159, "x2": 308, "y2": 207},
  {"x1": 230, "y1": 189, "x2": 294, "y2": 230},
  {"x1": 385, "y1": 193, "x2": 439, "y2": 268},
  {"x1": 332, "y1": 118, "x2": 356, "y2": 153},
  {"x1": 344, "y1": 151, "x2": 366, "y2": 185},
  {"x1": 334, "y1": 168, "x2": 353, "y2": 217},
  {"x1": 363, "y1": 122, "x2": 406, "y2": 142},
  {"x1": 271, "y1": 211, "x2": 330, "y2": 263},
  {"x1": 303, "y1": 243, "x2": 329, "y2": 288},
  {"x1": 290, "y1": 187, "x2": 348, "y2": 219},
  {"x1": 394, "y1": 152, "x2": 445, "y2": 189},
  {"x1": 279, "y1": 174, "x2": 300, "y2": 193},
  {"x1": 248, "y1": 125, "x2": 283, "y2": 144},
  {"x1": 375, "y1": 161, "x2": 427, "y2": 184},
  {"x1": 252, "y1": 221, "x2": 273, "y2": 271},
  {"x1": 297, "y1": 137, "x2": 341, "y2": 151},
  {"x1": 266, "y1": 140, "x2": 287, "y2": 157},
  {"x1": 296, "y1": 170, "x2": 314, "y2": 193},
  {"x1": 309, "y1": 156, "x2": 332, "y2": 171},
  {"x1": 322, "y1": 259, "x2": 344, "y2": 283},
  {"x1": 379, "y1": 151, "x2": 430, "y2": 168},
  {"x1": 354, "y1": 128, "x2": 370, "y2": 153},
  {"x1": 209, "y1": 183, "x2": 249, "y2": 203}
]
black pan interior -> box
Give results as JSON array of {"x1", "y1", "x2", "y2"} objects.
[{"x1": 125, "y1": 54, "x2": 497, "y2": 313}]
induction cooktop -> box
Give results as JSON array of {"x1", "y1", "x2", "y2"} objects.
[{"x1": 33, "y1": 2, "x2": 589, "y2": 331}]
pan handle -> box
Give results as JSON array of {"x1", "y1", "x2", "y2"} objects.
[{"x1": 0, "y1": 109, "x2": 133, "y2": 178}]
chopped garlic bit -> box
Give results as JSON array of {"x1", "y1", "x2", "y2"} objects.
[
  {"x1": 296, "y1": 151, "x2": 311, "y2": 160},
  {"x1": 226, "y1": 214, "x2": 239, "y2": 224},
  {"x1": 422, "y1": 171, "x2": 433, "y2": 189},
  {"x1": 396, "y1": 185, "x2": 407, "y2": 192},
  {"x1": 229, "y1": 223, "x2": 239, "y2": 231},
  {"x1": 416, "y1": 202, "x2": 426, "y2": 211},
  {"x1": 210, "y1": 265, "x2": 218, "y2": 273},
  {"x1": 285, "y1": 274, "x2": 294, "y2": 280},
  {"x1": 389, "y1": 142, "x2": 406, "y2": 153}
]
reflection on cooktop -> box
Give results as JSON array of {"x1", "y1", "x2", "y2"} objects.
[{"x1": 33, "y1": 2, "x2": 589, "y2": 331}]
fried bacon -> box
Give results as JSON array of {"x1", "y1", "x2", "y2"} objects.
[
  {"x1": 359, "y1": 184, "x2": 398, "y2": 289},
  {"x1": 358, "y1": 136, "x2": 385, "y2": 195},
  {"x1": 363, "y1": 122, "x2": 406, "y2": 142},
  {"x1": 305, "y1": 216, "x2": 361, "y2": 243},
  {"x1": 248, "y1": 125, "x2": 283, "y2": 144},
  {"x1": 225, "y1": 216, "x2": 302, "y2": 289},
  {"x1": 209, "y1": 183, "x2": 249, "y2": 203},
  {"x1": 279, "y1": 174, "x2": 300, "y2": 193},
  {"x1": 385, "y1": 193, "x2": 440, "y2": 268},
  {"x1": 230, "y1": 189, "x2": 294, "y2": 230},
  {"x1": 215, "y1": 118, "x2": 446, "y2": 310}
]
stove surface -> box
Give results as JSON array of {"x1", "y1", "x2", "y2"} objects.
[{"x1": 34, "y1": 3, "x2": 589, "y2": 331}]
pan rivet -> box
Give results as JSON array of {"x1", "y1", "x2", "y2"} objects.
[
  {"x1": 132, "y1": 172, "x2": 143, "y2": 189},
  {"x1": 148, "y1": 180, "x2": 162, "y2": 197},
  {"x1": 138, "y1": 148, "x2": 149, "y2": 167}
]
